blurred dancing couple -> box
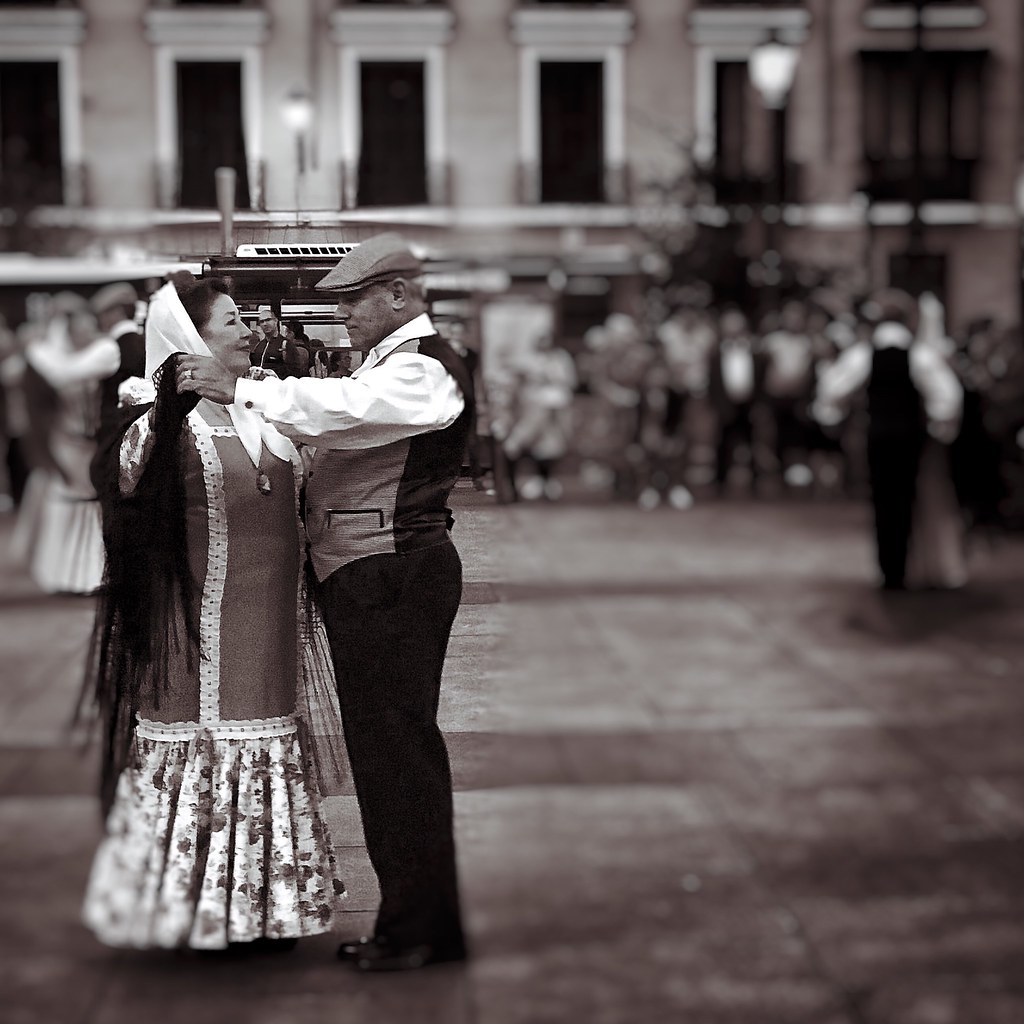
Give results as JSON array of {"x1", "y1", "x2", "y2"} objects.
[{"x1": 80, "y1": 234, "x2": 473, "y2": 972}]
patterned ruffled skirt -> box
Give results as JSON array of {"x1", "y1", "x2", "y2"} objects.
[{"x1": 83, "y1": 719, "x2": 346, "y2": 950}]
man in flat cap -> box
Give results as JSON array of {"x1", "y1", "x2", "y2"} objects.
[
  {"x1": 90, "y1": 282, "x2": 144, "y2": 435},
  {"x1": 176, "y1": 233, "x2": 473, "y2": 971}
]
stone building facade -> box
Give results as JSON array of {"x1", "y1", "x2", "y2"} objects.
[{"x1": 1, "y1": 0, "x2": 1021, "y2": 335}]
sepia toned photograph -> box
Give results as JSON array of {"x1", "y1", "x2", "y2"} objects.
[{"x1": 0, "y1": 2, "x2": 1022, "y2": 1022}]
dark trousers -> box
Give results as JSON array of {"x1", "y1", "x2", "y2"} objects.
[
  {"x1": 716, "y1": 407, "x2": 756, "y2": 491},
  {"x1": 317, "y1": 539, "x2": 466, "y2": 954},
  {"x1": 867, "y1": 431, "x2": 924, "y2": 588}
]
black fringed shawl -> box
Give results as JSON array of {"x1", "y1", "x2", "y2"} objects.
[{"x1": 80, "y1": 355, "x2": 201, "y2": 817}]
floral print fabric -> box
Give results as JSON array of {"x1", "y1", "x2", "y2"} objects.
[{"x1": 83, "y1": 724, "x2": 345, "y2": 949}]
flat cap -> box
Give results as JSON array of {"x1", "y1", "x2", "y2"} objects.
[
  {"x1": 91, "y1": 282, "x2": 138, "y2": 315},
  {"x1": 315, "y1": 233, "x2": 422, "y2": 293}
]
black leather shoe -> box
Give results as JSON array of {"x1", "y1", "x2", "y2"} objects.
[
  {"x1": 343, "y1": 939, "x2": 467, "y2": 972},
  {"x1": 336, "y1": 936, "x2": 374, "y2": 961}
]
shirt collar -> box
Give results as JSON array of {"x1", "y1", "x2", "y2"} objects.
[
  {"x1": 873, "y1": 321, "x2": 914, "y2": 350},
  {"x1": 359, "y1": 312, "x2": 436, "y2": 371},
  {"x1": 110, "y1": 319, "x2": 138, "y2": 340}
]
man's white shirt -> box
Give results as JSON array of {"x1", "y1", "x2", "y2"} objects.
[
  {"x1": 814, "y1": 321, "x2": 962, "y2": 431},
  {"x1": 234, "y1": 313, "x2": 464, "y2": 450}
]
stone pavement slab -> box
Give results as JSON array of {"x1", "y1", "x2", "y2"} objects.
[{"x1": 2, "y1": 494, "x2": 1024, "y2": 1023}]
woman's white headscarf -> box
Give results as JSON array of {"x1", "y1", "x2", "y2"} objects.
[{"x1": 144, "y1": 282, "x2": 294, "y2": 468}]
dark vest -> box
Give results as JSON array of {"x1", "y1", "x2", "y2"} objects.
[
  {"x1": 99, "y1": 329, "x2": 145, "y2": 434},
  {"x1": 867, "y1": 346, "x2": 926, "y2": 439},
  {"x1": 305, "y1": 335, "x2": 474, "y2": 580}
]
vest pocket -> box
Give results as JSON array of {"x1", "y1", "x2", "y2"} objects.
[{"x1": 326, "y1": 508, "x2": 386, "y2": 529}]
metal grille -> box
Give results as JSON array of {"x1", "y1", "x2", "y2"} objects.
[{"x1": 234, "y1": 244, "x2": 357, "y2": 258}]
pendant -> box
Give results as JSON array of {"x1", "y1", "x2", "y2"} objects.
[{"x1": 257, "y1": 470, "x2": 272, "y2": 495}]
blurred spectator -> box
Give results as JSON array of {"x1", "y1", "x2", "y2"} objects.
[
  {"x1": 312, "y1": 348, "x2": 355, "y2": 379},
  {"x1": 0, "y1": 315, "x2": 20, "y2": 511},
  {"x1": 805, "y1": 314, "x2": 856, "y2": 497},
  {"x1": 708, "y1": 308, "x2": 765, "y2": 498},
  {"x1": 282, "y1": 320, "x2": 312, "y2": 377},
  {"x1": 949, "y1": 318, "x2": 1013, "y2": 530},
  {"x1": 251, "y1": 306, "x2": 307, "y2": 378},
  {"x1": 12, "y1": 295, "x2": 108, "y2": 594},
  {"x1": 444, "y1": 322, "x2": 492, "y2": 494},
  {"x1": 634, "y1": 331, "x2": 695, "y2": 511},
  {"x1": 761, "y1": 300, "x2": 815, "y2": 489},
  {"x1": 90, "y1": 282, "x2": 145, "y2": 437},
  {"x1": 503, "y1": 334, "x2": 577, "y2": 501}
]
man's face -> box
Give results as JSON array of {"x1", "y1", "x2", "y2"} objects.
[
  {"x1": 258, "y1": 314, "x2": 279, "y2": 339},
  {"x1": 333, "y1": 283, "x2": 396, "y2": 353}
]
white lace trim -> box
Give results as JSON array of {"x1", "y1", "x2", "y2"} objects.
[
  {"x1": 117, "y1": 376, "x2": 156, "y2": 408},
  {"x1": 118, "y1": 409, "x2": 156, "y2": 496},
  {"x1": 189, "y1": 413, "x2": 227, "y2": 724},
  {"x1": 136, "y1": 716, "x2": 297, "y2": 742}
]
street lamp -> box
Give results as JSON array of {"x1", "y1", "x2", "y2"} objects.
[
  {"x1": 749, "y1": 34, "x2": 800, "y2": 302},
  {"x1": 749, "y1": 38, "x2": 800, "y2": 112},
  {"x1": 281, "y1": 88, "x2": 314, "y2": 215}
]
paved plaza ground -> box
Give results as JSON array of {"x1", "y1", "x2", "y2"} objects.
[{"x1": 1, "y1": 486, "x2": 1023, "y2": 1024}]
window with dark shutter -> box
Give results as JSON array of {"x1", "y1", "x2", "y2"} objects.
[
  {"x1": 358, "y1": 61, "x2": 428, "y2": 207},
  {"x1": 176, "y1": 61, "x2": 250, "y2": 209},
  {"x1": 539, "y1": 60, "x2": 604, "y2": 204},
  {"x1": 715, "y1": 60, "x2": 748, "y2": 203},
  {"x1": 860, "y1": 50, "x2": 986, "y2": 202},
  {"x1": 0, "y1": 61, "x2": 63, "y2": 206}
]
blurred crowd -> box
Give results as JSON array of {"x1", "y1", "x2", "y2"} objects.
[
  {"x1": 2, "y1": 279, "x2": 1023, "y2": 595},
  {"x1": 0, "y1": 284, "x2": 367, "y2": 596},
  {"x1": 485, "y1": 293, "x2": 1024, "y2": 533}
]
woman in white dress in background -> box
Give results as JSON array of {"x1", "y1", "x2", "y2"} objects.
[{"x1": 14, "y1": 294, "x2": 110, "y2": 594}]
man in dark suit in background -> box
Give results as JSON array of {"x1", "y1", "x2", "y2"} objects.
[{"x1": 91, "y1": 282, "x2": 145, "y2": 435}]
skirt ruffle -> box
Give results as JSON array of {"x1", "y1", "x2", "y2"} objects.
[{"x1": 83, "y1": 723, "x2": 346, "y2": 949}]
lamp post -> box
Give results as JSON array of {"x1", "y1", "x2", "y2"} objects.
[
  {"x1": 749, "y1": 35, "x2": 800, "y2": 305},
  {"x1": 281, "y1": 88, "x2": 314, "y2": 218},
  {"x1": 905, "y1": 0, "x2": 928, "y2": 295}
]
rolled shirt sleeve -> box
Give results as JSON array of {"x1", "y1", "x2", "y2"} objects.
[
  {"x1": 234, "y1": 351, "x2": 465, "y2": 449},
  {"x1": 910, "y1": 343, "x2": 963, "y2": 433}
]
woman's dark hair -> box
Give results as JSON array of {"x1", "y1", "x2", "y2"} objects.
[
  {"x1": 168, "y1": 270, "x2": 231, "y2": 334},
  {"x1": 80, "y1": 356, "x2": 201, "y2": 818}
]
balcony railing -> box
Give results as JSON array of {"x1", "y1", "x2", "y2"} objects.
[
  {"x1": 516, "y1": 161, "x2": 631, "y2": 205},
  {"x1": 712, "y1": 162, "x2": 802, "y2": 206},
  {"x1": 339, "y1": 159, "x2": 451, "y2": 209},
  {"x1": 154, "y1": 158, "x2": 264, "y2": 210},
  {"x1": 336, "y1": 1, "x2": 447, "y2": 6},
  {"x1": 861, "y1": 156, "x2": 976, "y2": 202}
]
